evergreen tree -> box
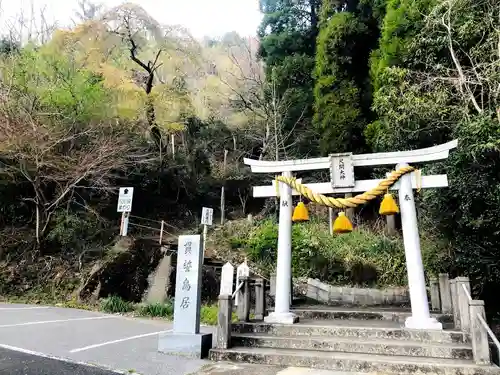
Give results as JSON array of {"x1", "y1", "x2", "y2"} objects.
[
  {"x1": 257, "y1": 0, "x2": 322, "y2": 157},
  {"x1": 313, "y1": 0, "x2": 386, "y2": 154}
]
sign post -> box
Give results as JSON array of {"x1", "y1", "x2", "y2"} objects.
[
  {"x1": 158, "y1": 235, "x2": 212, "y2": 358},
  {"x1": 244, "y1": 140, "x2": 458, "y2": 329},
  {"x1": 117, "y1": 187, "x2": 134, "y2": 236},
  {"x1": 201, "y1": 207, "x2": 213, "y2": 253}
]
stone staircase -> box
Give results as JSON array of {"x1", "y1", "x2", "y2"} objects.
[{"x1": 209, "y1": 276, "x2": 500, "y2": 374}]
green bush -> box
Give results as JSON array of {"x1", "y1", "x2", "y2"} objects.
[
  {"x1": 199, "y1": 304, "x2": 238, "y2": 326},
  {"x1": 200, "y1": 305, "x2": 218, "y2": 325},
  {"x1": 99, "y1": 296, "x2": 134, "y2": 313},
  {"x1": 137, "y1": 301, "x2": 174, "y2": 318},
  {"x1": 232, "y1": 218, "x2": 449, "y2": 287}
]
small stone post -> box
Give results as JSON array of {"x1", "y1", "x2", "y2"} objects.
[
  {"x1": 438, "y1": 273, "x2": 453, "y2": 314},
  {"x1": 216, "y1": 295, "x2": 233, "y2": 349},
  {"x1": 456, "y1": 277, "x2": 472, "y2": 332},
  {"x1": 235, "y1": 262, "x2": 249, "y2": 307},
  {"x1": 254, "y1": 278, "x2": 266, "y2": 321},
  {"x1": 237, "y1": 276, "x2": 250, "y2": 322},
  {"x1": 430, "y1": 278, "x2": 441, "y2": 312},
  {"x1": 243, "y1": 277, "x2": 251, "y2": 321},
  {"x1": 470, "y1": 300, "x2": 490, "y2": 365},
  {"x1": 386, "y1": 215, "x2": 397, "y2": 236},
  {"x1": 345, "y1": 193, "x2": 354, "y2": 222},
  {"x1": 270, "y1": 273, "x2": 276, "y2": 297},
  {"x1": 450, "y1": 278, "x2": 460, "y2": 329}
]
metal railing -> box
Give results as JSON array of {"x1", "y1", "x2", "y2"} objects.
[
  {"x1": 461, "y1": 283, "x2": 500, "y2": 364},
  {"x1": 232, "y1": 281, "x2": 244, "y2": 299},
  {"x1": 477, "y1": 314, "x2": 500, "y2": 363},
  {"x1": 461, "y1": 283, "x2": 472, "y2": 301}
]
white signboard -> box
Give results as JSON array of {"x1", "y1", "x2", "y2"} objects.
[
  {"x1": 330, "y1": 153, "x2": 355, "y2": 188},
  {"x1": 117, "y1": 187, "x2": 134, "y2": 212},
  {"x1": 201, "y1": 207, "x2": 214, "y2": 226}
]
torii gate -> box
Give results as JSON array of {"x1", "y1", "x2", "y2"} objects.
[{"x1": 244, "y1": 140, "x2": 458, "y2": 330}]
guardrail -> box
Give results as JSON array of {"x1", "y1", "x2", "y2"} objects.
[{"x1": 437, "y1": 274, "x2": 499, "y2": 365}]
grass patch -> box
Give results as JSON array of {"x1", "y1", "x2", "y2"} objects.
[
  {"x1": 136, "y1": 301, "x2": 174, "y2": 318},
  {"x1": 200, "y1": 304, "x2": 239, "y2": 325},
  {"x1": 200, "y1": 305, "x2": 218, "y2": 325},
  {"x1": 99, "y1": 295, "x2": 134, "y2": 313}
]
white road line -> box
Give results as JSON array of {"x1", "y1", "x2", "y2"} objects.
[
  {"x1": 69, "y1": 329, "x2": 172, "y2": 353},
  {"x1": 0, "y1": 315, "x2": 116, "y2": 328},
  {"x1": 0, "y1": 344, "x2": 125, "y2": 374},
  {"x1": 0, "y1": 307, "x2": 50, "y2": 311}
]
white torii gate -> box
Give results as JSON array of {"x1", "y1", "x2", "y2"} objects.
[{"x1": 244, "y1": 140, "x2": 458, "y2": 330}]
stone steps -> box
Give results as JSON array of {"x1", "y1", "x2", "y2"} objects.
[
  {"x1": 231, "y1": 333, "x2": 473, "y2": 360},
  {"x1": 209, "y1": 346, "x2": 500, "y2": 375},
  {"x1": 232, "y1": 322, "x2": 468, "y2": 344},
  {"x1": 286, "y1": 307, "x2": 453, "y2": 325}
]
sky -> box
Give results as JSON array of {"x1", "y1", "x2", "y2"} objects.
[{"x1": 0, "y1": 0, "x2": 263, "y2": 39}]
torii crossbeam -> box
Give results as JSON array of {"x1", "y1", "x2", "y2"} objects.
[{"x1": 244, "y1": 140, "x2": 458, "y2": 330}]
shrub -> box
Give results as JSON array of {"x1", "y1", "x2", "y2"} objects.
[
  {"x1": 200, "y1": 305, "x2": 218, "y2": 325},
  {"x1": 137, "y1": 301, "x2": 174, "y2": 318},
  {"x1": 199, "y1": 304, "x2": 238, "y2": 325},
  {"x1": 229, "y1": 217, "x2": 449, "y2": 287},
  {"x1": 99, "y1": 295, "x2": 134, "y2": 313}
]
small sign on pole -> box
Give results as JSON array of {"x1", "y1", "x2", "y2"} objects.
[
  {"x1": 117, "y1": 187, "x2": 134, "y2": 212},
  {"x1": 201, "y1": 207, "x2": 213, "y2": 253},
  {"x1": 201, "y1": 207, "x2": 214, "y2": 226},
  {"x1": 117, "y1": 187, "x2": 134, "y2": 237}
]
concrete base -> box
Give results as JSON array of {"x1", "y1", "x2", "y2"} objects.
[
  {"x1": 264, "y1": 312, "x2": 299, "y2": 324},
  {"x1": 405, "y1": 316, "x2": 443, "y2": 330},
  {"x1": 158, "y1": 332, "x2": 213, "y2": 359}
]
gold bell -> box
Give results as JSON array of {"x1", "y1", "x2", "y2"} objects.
[
  {"x1": 379, "y1": 193, "x2": 399, "y2": 215},
  {"x1": 333, "y1": 212, "x2": 353, "y2": 234},
  {"x1": 292, "y1": 202, "x2": 309, "y2": 222}
]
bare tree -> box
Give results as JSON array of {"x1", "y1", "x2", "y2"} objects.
[
  {"x1": 0, "y1": 83, "x2": 152, "y2": 249},
  {"x1": 101, "y1": 4, "x2": 199, "y2": 143},
  {"x1": 73, "y1": 0, "x2": 103, "y2": 23},
  {"x1": 426, "y1": 0, "x2": 500, "y2": 117},
  {"x1": 212, "y1": 38, "x2": 307, "y2": 161},
  {"x1": 1, "y1": 0, "x2": 55, "y2": 46}
]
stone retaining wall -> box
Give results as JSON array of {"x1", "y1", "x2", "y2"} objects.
[{"x1": 304, "y1": 278, "x2": 409, "y2": 306}]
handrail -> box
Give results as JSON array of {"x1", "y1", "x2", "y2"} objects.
[
  {"x1": 477, "y1": 314, "x2": 500, "y2": 364},
  {"x1": 461, "y1": 283, "x2": 500, "y2": 363},
  {"x1": 232, "y1": 281, "x2": 244, "y2": 299},
  {"x1": 462, "y1": 283, "x2": 472, "y2": 301}
]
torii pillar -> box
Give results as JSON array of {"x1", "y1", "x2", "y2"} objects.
[{"x1": 265, "y1": 171, "x2": 298, "y2": 324}]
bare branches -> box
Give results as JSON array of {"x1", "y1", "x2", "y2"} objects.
[
  {"x1": 426, "y1": 0, "x2": 500, "y2": 117},
  {"x1": 0, "y1": 85, "x2": 152, "y2": 244},
  {"x1": 441, "y1": 0, "x2": 482, "y2": 114}
]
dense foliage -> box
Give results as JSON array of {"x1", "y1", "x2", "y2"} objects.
[
  {"x1": 213, "y1": 218, "x2": 449, "y2": 287},
  {"x1": 258, "y1": 0, "x2": 500, "y2": 314}
]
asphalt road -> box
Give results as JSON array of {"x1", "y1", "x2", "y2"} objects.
[
  {"x1": 0, "y1": 303, "x2": 216, "y2": 375},
  {"x1": 0, "y1": 347, "x2": 119, "y2": 375}
]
